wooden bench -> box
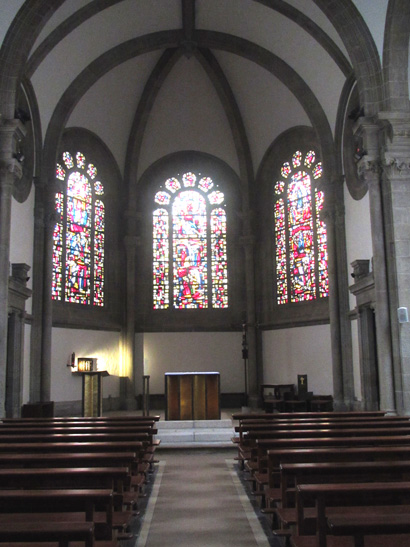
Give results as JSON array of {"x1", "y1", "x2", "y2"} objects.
[
  {"x1": 0, "y1": 488, "x2": 114, "y2": 542},
  {"x1": 232, "y1": 411, "x2": 387, "y2": 422},
  {"x1": 0, "y1": 423, "x2": 157, "y2": 432},
  {"x1": 0, "y1": 415, "x2": 160, "y2": 424},
  {"x1": 262, "y1": 445, "x2": 410, "y2": 512},
  {"x1": 293, "y1": 481, "x2": 410, "y2": 547},
  {"x1": 327, "y1": 514, "x2": 410, "y2": 547},
  {"x1": 0, "y1": 451, "x2": 138, "y2": 469},
  {"x1": 0, "y1": 520, "x2": 95, "y2": 546},
  {"x1": 246, "y1": 433, "x2": 410, "y2": 505},
  {"x1": 270, "y1": 459, "x2": 410, "y2": 540},
  {"x1": 0, "y1": 466, "x2": 130, "y2": 492},
  {"x1": 0, "y1": 440, "x2": 144, "y2": 454},
  {"x1": 0, "y1": 466, "x2": 136, "y2": 538},
  {"x1": 0, "y1": 432, "x2": 153, "y2": 443},
  {"x1": 255, "y1": 434, "x2": 410, "y2": 475}
]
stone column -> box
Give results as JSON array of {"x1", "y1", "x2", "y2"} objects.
[
  {"x1": 321, "y1": 182, "x2": 354, "y2": 410},
  {"x1": 378, "y1": 111, "x2": 410, "y2": 414},
  {"x1": 120, "y1": 211, "x2": 140, "y2": 410},
  {"x1": 40, "y1": 204, "x2": 56, "y2": 402},
  {"x1": 240, "y1": 232, "x2": 259, "y2": 408},
  {"x1": 29, "y1": 178, "x2": 45, "y2": 401},
  {"x1": 7, "y1": 263, "x2": 32, "y2": 417},
  {"x1": 354, "y1": 117, "x2": 396, "y2": 414},
  {"x1": 0, "y1": 119, "x2": 25, "y2": 418}
]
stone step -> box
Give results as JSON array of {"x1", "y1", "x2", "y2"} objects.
[
  {"x1": 156, "y1": 418, "x2": 235, "y2": 447},
  {"x1": 157, "y1": 419, "x2": 233, "y2": 430}
]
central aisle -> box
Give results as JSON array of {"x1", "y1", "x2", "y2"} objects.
[{"x1": 135, "y1": 448, "x2": 279, "y2": 547}]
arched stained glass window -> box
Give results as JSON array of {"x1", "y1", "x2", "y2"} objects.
[
  {"x1": 52, "y1": 151, "x2": 105, "y2": 306},
  {"x1": 153, "y1": 172, "x2": 228, "y2": 309},
  {"x1": 274, "y1": 150, "x2": 328, "y2": 304}
]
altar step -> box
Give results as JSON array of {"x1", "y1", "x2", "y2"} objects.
[{"x1": 156, "y1": 418, "x2": 235, "y2": 448}]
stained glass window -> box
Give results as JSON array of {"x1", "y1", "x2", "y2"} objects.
[
  {"x1": 274, "y1": 150, "x2": 328, "y2": 304},
  {"x1": 153, "y1": 172, "x2": 228, "y2": 310},
  {"x1": 52, "y1": 151, "x2": 105, "y2": 306}
]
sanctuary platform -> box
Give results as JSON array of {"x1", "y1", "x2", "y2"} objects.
[{"x1": 156, "y1": 418, "x2": 235, "y2": 448}]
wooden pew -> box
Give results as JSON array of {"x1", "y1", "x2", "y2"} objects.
[
  {"x1": 0, "y1": 415, "x2": 160, "y2": 424},
  {"x1": 0, "y1": 440, "x2": 144, "y2": 454},
  {"x1": 261, "y1": 445, "x2": 410, "y2": 518},
  {"x1": 236, "y1": 417, "x2": 410, "y2": 436},
  {"x1": 0, "y1": 466, "x2": 130, "y2": 492},
  {"x1": 255, "y1": 434, "x2": 410, "y2": 475},
  {"x1": 0, "y1": 521, "x2": 95, "y2": 546},
  {"x1": 232, "y1": 411, "x2": 387, "y2": 422},
  {"x1": 0, "y1": 422, "x2": 157, "y2": 430},
  {"x1": 0, "y1": 451, "x2": 138, "y2": 469},
  {"x1": 292, "y1": 481, "x2": 410, "y2": 547},
  {"x1": 247, "y1": 433, "x2": 410, "y2": 505},
  {"x1": 0, "y1": 432, "x2": 153, "y2": 443},
  {"x1": 0, "y1": 426, "x2": 157, "y2": 441},
  {"x1": 0, "y1": 420, "x2": 161, "y2": 545},
  {"x1": 233, "y1": 417, "x2": 406, "y2": 465},
  {"x1": 0, "y1": 488, "x2": 115, "y2": 543},
  {"x1": 327, "y1": 514, "x2": 410, "y2": 547},
  {"x1": 0, "y1": 466, "x2": 134, "y2": 538},
  {"x1": 271, "y1": 459, "x2": 410, "y2": 539}
]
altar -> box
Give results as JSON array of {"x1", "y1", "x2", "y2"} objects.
[{"x1": 165, "y1": 372, "x2": 220, "y2": 420}]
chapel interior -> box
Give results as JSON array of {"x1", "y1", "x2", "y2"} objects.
[{"x1": 1, "y1": 0, "x2": 410, "y2": 419}]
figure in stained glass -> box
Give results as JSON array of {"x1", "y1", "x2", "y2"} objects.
[
  {"x1": 274, "y1": 149, "x2": 328, "y2": 304},
  {"x1": 152, "y1": 171, "x2": 228, "y2": 310},
  {"x1": 52, "y1": 150, "x2": 105, "y2": 306}
]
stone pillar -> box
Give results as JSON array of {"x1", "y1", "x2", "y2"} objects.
[
  {"x1": 321, "y1": 183, "x2": 354, "y2": 410},
  {"x1": 354, "y1": 117, "x2": 396, "y2": 414},
  {"x1": 40, "y1": 205, "x2": 55, "y2": 402},
  {"x1": 7, "y1": 263, "x2": 32, "y2": 417},
  {"x1": 378, "y1": 111, "x2": 410, "y2": 414},
  {"x1": 240, "y1": 233, "x2": 259, "y2": 408},
  {"x1": 121, "y1": 212, "x2": 140, "y2": 410},
  {"x1": 349, "y1": 260, "x2": 378, "y2": 410},
  {"x1": 29, "y1": 178, "x2": 45, "y2": 401},
  {"x1": 0, "y1": 119, "x2": 25, "y2": 418}
]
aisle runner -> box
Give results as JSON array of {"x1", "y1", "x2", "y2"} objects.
[{"x1": 135, "y1": 450, "x2": 273, "y2": 547}]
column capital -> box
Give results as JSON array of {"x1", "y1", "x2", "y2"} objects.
[
  {"x1": 376, "y1": 111, "x2": 410, "y2": 179},
  {"x1": 0, "y1": 158, "x2": 23, "y2": 185}
]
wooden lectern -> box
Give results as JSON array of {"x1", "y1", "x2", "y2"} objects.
[
  {"x1": 75, "y1": 371, "x2": 109, "y2": 417},
  {"x1": 165, "y1": 372, "x2": 220, "y2": 420}
]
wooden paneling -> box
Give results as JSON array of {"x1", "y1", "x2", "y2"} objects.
[{"x1": 165, "y1": 373, "x2": 220, "y2": 420}]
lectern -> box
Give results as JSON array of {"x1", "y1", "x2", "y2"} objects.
[
  {"x1": 165, "y1": 372, "x2": 220, "y2": 420},
  {"x1": 75, "y1": 371, "x2": 109, "y2": 417}
]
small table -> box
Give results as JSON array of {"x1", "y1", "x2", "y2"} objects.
[{"x1": 165, "y1": 372, "x2": 220, "y2": 420}]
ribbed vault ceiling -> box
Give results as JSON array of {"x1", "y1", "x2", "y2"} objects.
[{"x1": 10, "y1": 0, "x2": 363, "y2": 181}]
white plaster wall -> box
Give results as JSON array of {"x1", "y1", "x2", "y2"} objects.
[
  {"x1": 51, "y1": 328, "x2": 121, "y2": 402},
  {"x1": 262, "y1": 325, "x2": 333, "y2": 395},
  {"x1": 351, "y1": 318, "x2": 362, "y2": 401},
  {"x1": 10, "y1": 191, "x2": 35, "y2": 315},
  {"x1": 143, "y1": 332, "x2": 243, "y2": 394},
  {"x1": 0, "y1": 1, "x2": 25, "y2": 48},
  {"x1": 22, "y1": 323, "x2": 31, "y2": 404},
  {"x1": 139, "y1": 56, "x2": 239, "y2": 179},
  {"x1": 344, "y1": 188, "x2": 373, "y2": 311},
  {"x1": 353, "y1": 0, "x2": 388, "y2": 62}
]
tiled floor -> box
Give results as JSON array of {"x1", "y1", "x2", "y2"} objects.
[
  {"x1": 110, "y1": 408, "x2": 282, "y2": 546},
  {"x1": 131, "y1": 448, "x2": 282, "y2": 547}
]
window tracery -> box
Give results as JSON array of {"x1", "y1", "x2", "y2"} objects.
[
  {"x1": 153, "y1": 172, "x2": 228, "y2": 310},
  {"x1": 52, "y1": 151, "x2": 105, "y2": 306},
  {"x1": 274, "y1": 149, "x2": 328, "y2": 304}
]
